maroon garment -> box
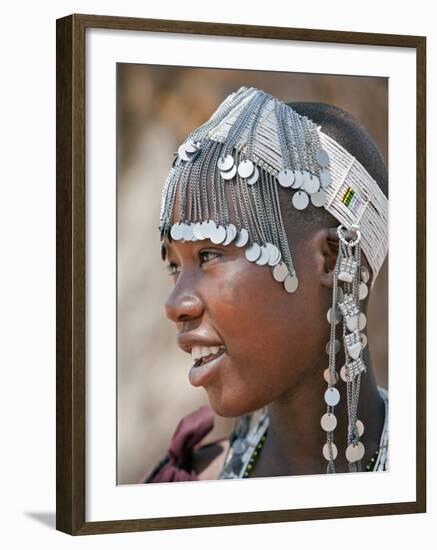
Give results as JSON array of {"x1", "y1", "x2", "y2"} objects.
[{"x1": 139, "y1": 405, "x2": 223, "y2": 483}]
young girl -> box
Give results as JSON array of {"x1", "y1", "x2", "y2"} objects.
[{"x1": 140, "y1": 86, "x2": 388, "y2": 482}]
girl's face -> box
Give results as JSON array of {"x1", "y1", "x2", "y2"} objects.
[{"x1": 163, "y1": 229, "x2": 332, "y2": 418}]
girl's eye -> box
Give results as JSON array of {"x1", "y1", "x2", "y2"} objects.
[{"x1": 166, "y1": 250, "x2": 221, "y2": 277}]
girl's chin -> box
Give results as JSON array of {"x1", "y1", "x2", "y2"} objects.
[{"x1": 205, "y1": 390, "x2": 267, "y2": 418}]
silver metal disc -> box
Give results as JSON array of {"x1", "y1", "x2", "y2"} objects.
[
  {"x1": 277, "y1": 168, "x2": 295, "y2": 188},
  {"x1": 321, "y1": 413, "x2": 338, "y2": 432},
  {"x1": 177, "y1": 144, "x2": 191, "y2": 161},
  {"x1": 232, "y1": 439, "x2": 248, "y2": 455},
  {"x1": 181, "y1": 223, "x2": 193, "y2": 241},
  {"x1": 326, "y1": 307, "x2": 341, "y2": 325},
  {"x1": 246, "y1": 166, "x2": 259, "y2": 185},
  {"x1": 272, "y1": 261, "x2": 288, "y2": 282},
  {"x1": 211, "y1": 225, "x2": 227, "y2": 244},
  {"x1": 170, "y1": 222, "x2": 184, "y2": 240},
  {"x1": 340, "y1": 365, "x2": 348, "y2": 382},
  {"x1": 346, "y1": 441, "x2": 365, "y2": 463},
  {"x1": 303, "y1": 173, "x2": 320, "y2": 195},
  {"x1": 359, "y1": 312, "x2": 367, "y2": 330},
  {"x1": 292, "y1": 190, "x2": 310, "y2": 210},
  {"x1": 325, "y1": 339, "x2": 341, "y2": 355},
  {"x1": 193, "y1": 222, "x2": 205, "y2": 240},
  {"x1": 316, "y1": 149, "x2": 330, "y2": 168},
  {"x1": 310, "y1": 189, "x2": 326, "y2": 208},
  {"x1": 361, "y1": 266, "x2": 370, "y2": 283},
  {"x1": 202, "y1": 220, "x2": 217, "y2": 239},
  {"x1": 237, "y1": 159, "x2": 255, "y2": 178},
  {"x1": 292, "y1": 170, "x2": 304, "y2": 189},
  {"x1": 221, "y1": 164, "x2": 237, "y2": 180},
  {"x1": 184, "y1": 141, "x2": 198, "y2": 154},
  {"x1": 356, "y1": 419, "x2": 365, "y2": 437},
  {"x1": 245, "y1": 242, "x2": 261, "y2": 262},
  {"x1": 267, "y1": 244, "x2": 281, "y2": 266},
  {"x1": 359, "y1": 282, "x2": 369, "y2": 300},
  {"x1": 255, "y1": 245, "x2": 271, "y2": 265},
  {"x1": 217, "y1": 154, "x2": 234, "y2": 171},
  {"x1": 234, "y1": 228, "x2": 249, "y2": 248},
  {"x1": 324, "y1": 387, "x2": 340, "y2": 407},
  {"x1": 284, "y1": 273, "x2": 298, "y2": 293},
  {"x1": 323, "y1": 368, "x2": 338, "y2": 385},
  {"x1": 223, "y1": 224, "x2": 237, "y2": 245},
  {"x1": 319, "y1": 168, "x2": 331, "y2": 189},
  {"x1": 323, "y1": 442, "x2": 338, "y2": 461},
  {"x1": 361, "y1": 333, "x2": 368, "y2": 349}
]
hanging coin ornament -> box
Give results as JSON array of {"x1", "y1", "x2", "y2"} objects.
[
  {"x1": 323, "y1": 442, "x2": 338, "y2": 461},
  {"x1": 359, "y1": 312, "x2": 367, "y2": 330},
  {"x1": 320, "y1": 168, "x2": 332, "y2": 189},
  {"x1": 221, "y1": 164, "x2": 237, "y2": 180},
  {"x1": 360, "y1": 266, "x2": 370, "y2": 283},
  {"x1": 323, "y1": 368, "x2": 338, "y2": 385},
  {"x1": 359, "y1": 282, "x2": 369, "y2": 300},
  {"x1": 340, "y1": 365, "x2": 348, "y2": 382},
  {"x1": 355, "y1": 419, "x2": 365, "y2": 437},
  {"x1": 360, "y1": 333, "x2": 368, "y2": 349},
  {"x1": 217, "y1": 154, "x2": 234, "y2": 171},
  {"x1": 316, "y1": 149, "x2": 330, "y2": 168},
  {"x1": 267, "y1": 245, "x2": 281, "y2": 266},
  {"x1": 193, "y1": 222, "x2": 204, "y2": 240},
  {"x1": 324, "y1": 387, "x2": 340, "y2": 406},
  {"x1": 238, "y1": 159, "x2": 255, "y2": 178},
  {"x1": 292, "y1": 190, "x2": 310, "y2": 210},
  {"x1": 284, "y1": 273, "x2": 298, "y2": 293},
  {"x1": 277, "y1": 168, "x2": 295, "y2": 188},
  {"x1": 303, "y1": 173, "x2": 320, "y2": 195},
  {"x1": 321, "y1": 412, "x2": 338, "y2": 432},
  {"x1": 211, "y1": 225, "x2": 227, "y2": 244},
  {"x1": 345, "y1": 441, "x2": 365, "y2": 463},
  {"x1": 234, "y1": 228, "x2": 249, "y2": 247},
  {"x1": 245, "y1": 242, "x2": 262, "y2": 262},
  {"x1": 326, "y1": 339, "x2": 341, "y2": 354},
  {"x1": 181, "y1": 223, "x2": 194, "y2": 241},
  {"x1": 247, "y1": 166, "x2": 259, "y2": 185},
  {"x1": 202, "y1": 220, "x2": 217, "y2": 239},
  {"x1": 310, "y1": 189, "x2": 326, "y2": 207},
  {"x1": 255, "y1": 245, "x2": 271, "y2": 266},
  {"x1": 327, "y1": 306, "x2": 341, "y2": 325},
  {"x1": 170, "y1": 222, "x2": 184, "y2": 241},
  {"x1": 223, "y1": 224, "x2": 237, "y2": 245},
  {"x1": 272, "y1": 261, "x2": 289, "y2": 282},
  {"x1": 292, "y1": 170, "x2": 304, "y2": 189}
]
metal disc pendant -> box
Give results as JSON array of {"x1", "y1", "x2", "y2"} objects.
[
  {"x1": 326, "y1": 339, "x2": 341, "y2": 354},
  {"x1": 273, "y1": 261, "x2": 288, "y2": 282},
  {"x1": 346, "y1": 442, "x2": 365, "y2": 463},
  {"x1": 351, "y1": 419, "x2": 365, "y2": 438},
  {"x1": 292, "y1": 170, "x2": 304, "y2": 189},
  {"x1": 324, "y1": 387, "x2": 340, "y2": 406},
  {"x1": 359, "y1": 282, "x2": 368, "y2": 300},
  {"x1": 170, "y1": 222, "x2": 184, "y2": 241},
  {"x1": 256, "y1": 245, "x2": 271, "y2": 266},
  {"x1": 292, "y1": 190, "x2": 309, "y2": 210},
  {"x1": 267, "y1": 244, "x2": 281, "y2": 266},
  {"x1": 238, "y1": 159, "x2": 255, "y2": 178},
  {"x1": 221, "y1": 164, "x2": 237, "y2": 180},
  {"x1": 310, "y1": 189, "x2": 326, "y2": 207},
  {"x1": 234, "y1": 228, "x2": 249, "y2": 247},
  {"x1": 321, "y1": 412, "x2": 338, "y2": 432},
  {"x1": 323, "y1": 368, "x2": 338, "y2": 385},
  {"x1": 316, "y1": 149, "x2": 330, "y2": 168},
  {"x1": 361, "y1": 333, "x2": 368, "y2": 349},
  {"x1": 303, "y1": 173, "x2": 320, "y2": 195},
  {"x1": 202, "y1": 220, "x2": 217, "y2": 239},
  {"x1": 284, "y1": 273, "x2": 298, "y2": 293},
  {"x1": 320, "y1": 168, "x2": 331, "y2": 188},
  {"x1": 193, "y1": 222, "x2": 205, "y2": 240},
  {"x1": 359, "y1": 312, "x2": 367, "y2": 330},
  {"x1": 245, "y1": 242, "x2": 261, "y2": 262},
  {"x1": 340, "y1": 365, "x2": 348, "y2": 382},
  {"x1": 277, "y1": 168, "x2": 295, "y2": 188},
  {"x1": 326, "y1": 307, "x2": 341, "y2": 325},
  {"x1": 184, "y1": 140, "x2": 198, "y2": 154},
  {"x1": 223, "y1": 224, "x2": 237, "y2": 245},
  {"x1": 323, "y1": 442, "x2": 338, "y2": 461},
  {"x1": 181, "y1": 223, "x2": 193, "y2": 241},
  {"x1": 232, "y1": 438, "x2": 248, "y2": 455},
  {"x1": 361, "y1": 266, "x2": 370, "y2": 283},
  {"x1": 247, "y1": 166, "x2": 259, "y2": 185},
  {"x1": 177, "y1": 143, "x2": 191, "y2": 161},
  {"x1": 211, "y1": 225, "x2": 227, "y2": 244},
  {"x1": 217, "y1": 154, "x2": 234, "y2": 171}
]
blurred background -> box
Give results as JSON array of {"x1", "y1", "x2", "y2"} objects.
[{"x1": 116, "y1": 65, "x2": 388, "y2": 485}]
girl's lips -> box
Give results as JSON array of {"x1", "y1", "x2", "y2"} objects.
[{"x1": 188, "y1": 348, "x2": 227, "y2": 386}]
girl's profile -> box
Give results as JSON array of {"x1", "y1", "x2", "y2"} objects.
[{"x1": 138, "y1": 86, "x2": 388, "y2": 483}]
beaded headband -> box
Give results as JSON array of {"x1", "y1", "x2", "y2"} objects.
[{"x1": 158, "y1": 86, "x2": 388, "y2": 292}]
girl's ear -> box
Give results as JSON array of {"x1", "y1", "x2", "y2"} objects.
[{"x1": 319, "y1": 228, "x2": 339, "y2": 289}]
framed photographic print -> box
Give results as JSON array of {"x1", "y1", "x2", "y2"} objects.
[{"x1": 56, "y1": 13, "x2": 426, "y2": 535}]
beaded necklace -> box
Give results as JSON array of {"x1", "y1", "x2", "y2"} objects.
[{"x1": 243, "y1": 431, "x2": 382, "y2": 477}]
